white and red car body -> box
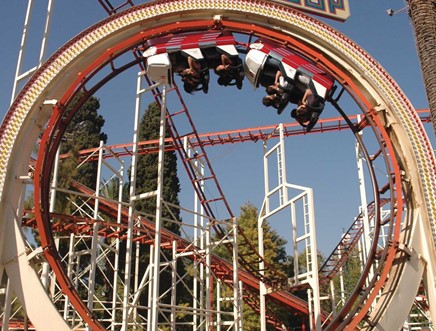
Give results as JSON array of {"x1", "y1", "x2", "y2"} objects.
[
  {"x1": 244, "y1": 39, "x2": 335, "y2": 99},
  {"x1": 143, "y1": 31, "x2": 240, "y2": 84}
]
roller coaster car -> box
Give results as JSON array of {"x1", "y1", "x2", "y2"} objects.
[
  {"x1": 244, "y1": 39, "x2": 334, "y2": 98},
  {"x1": 142, "y1": 31, "x2": 244, "y2": 92},
  {"x1": 244, "y1": 39, "x2": 335, "y2": 130}
]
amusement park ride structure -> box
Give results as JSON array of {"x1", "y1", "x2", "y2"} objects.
[{"x1": 1, "y1": 1, "x2": 436, "y2": 331}]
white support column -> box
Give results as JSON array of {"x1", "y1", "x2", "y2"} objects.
[
  {"x1": 10, "y1": 0, "x2": 34, "y2": 104},
  {"x1": 329, "y1": 279, "x2": 337, "y2": 317},
  {"x1": 73, "y1": 254, "x2": 81, "y2": 324},
  {"x1": 147, "y1": 245, "x2": 154, "y2": 331},
  {"x1": 112, "y1": 159, "x2": 124, "y2": 331},
  {"x1": 192, "y1": 182, "x2": 201, "y2": 331},
  {"x1": 308, "y1": 287, "x2": 314, "y2": 330},
  {"x1": 1, "y1": 279, "x2": 12, "y2": 331},
  {"x1": 49, "y1": 146, "x2": 61, "y2": 220},
  {"x1": 231, "y1": 217, "x2": 241, "y2": 331},
  {"x1": 292, "y1": 202, "x2": 299, "y2": 284},
  {"x1": 338, "y1": 242, "x2": 346, "y2": 309},
  {"x1": 37, "y1": 0, "x2": 54, "y2": 66},
  {"x1": 258, "y1": 134, "x2": 271, "y2": 331},
  {"x1": 185, "y1": 135, "x2": 207, "y2": 331},
  {"x1": 355, "y1": 120, "x2": 371, "y2": 267},
  {"x1": 259, "y1": 124, "x2": 321, "y2": 330},
  {"x1": 122, "y1": 72, "x2": 162, "y2": 331},
  {"x1": 133, "y1": 239, "x2": 140, "y2": 329},
  {"x1": 63, "y1": 234, "x2": 75, "y2": 320},
  {"x1": 193, "y1": 227, "x2": 199, "y2": 330},
  {"x1": 205, "y1": 220, "x2": 212, "y2": 330},
  {"x1": 87, "y1": 141, "x2": 104, "y2": 320},
  {"x1": 198, "y1": 162, "x2": 206, "y2": 331},
  {"x1": 127, "y1": 260, "x2": 152, "y2": 319},
  {"x1": 278, "y1": 123, "x2": 288, "y2": 203},
  {"x1": 150, "y1": 84, "x2": 168, "y2": 330},
  {"x1": 216, "y1": 281, "x2": 222, "y2": 331},
  {"x1": 11, "y1": 0, "x2": 55, "y2": 104},
  {"x1": 306, "y1": 189, "x2": 321, "y2": 330},
  {"x1": 238, "y1": 281, "x2": 244, "y2": 331},
  {"x1": 122, "y1": 72, "x2": 145, "y2": 331},
  {"x1": 258, "y1": 211, "x2": 267, "y2": 331},
  {"x1": 171, "y1": 240, "x2": 177, "y2": 331},
  {"x1": 200, "y1": 245, "x2": 205, "y2": 331},
  {"x1": 355, "y1": 123, "x2": 377, "y2": 303}
]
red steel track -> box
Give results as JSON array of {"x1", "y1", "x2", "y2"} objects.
[
  {"x1": 66, "y1": 110, "x2": 431, "y2": 163},
  {"x1": 23, "y1": 179, "x2": 313, "y2": 328},
  {"x1": 27, "y1": 15, "x2": 415, "y2": 331},
  {"x1": 2, "y1": 1, "x2": 434, "y2": 330}
]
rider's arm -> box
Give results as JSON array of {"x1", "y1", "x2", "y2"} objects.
[
  {"x1": 221, "y1": 54, "x2": 233, "y2": 67},
  {"x1": 301, "y1": 88, "x2": 311, "y2": 104},
  {"x1": 274, "y1": 70, "x2": 283, "y2": 85},
  {"x1": 188, "y1": 56, "x2": 201, "y2": 72}
]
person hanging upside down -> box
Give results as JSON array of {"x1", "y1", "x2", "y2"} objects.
[
  {"x1": 291, "y1": 86, "x2": 325, "y2": 131},
  {"x1": 214, "y1": 54, "x2": 244, "y2": 89},
  {"x1": 171, "y1": 54, "x2": 209, "y2": 94},
  {"x1": 262, "y1": 70, "x2": 291, "y2": 114}
]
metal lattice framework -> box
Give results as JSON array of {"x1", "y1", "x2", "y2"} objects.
[{"x1": 1, "y1": 1, "x2": 436, "y2": 330}]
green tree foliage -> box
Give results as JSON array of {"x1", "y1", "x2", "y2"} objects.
[
  {"x1": 52, "y1": 93, "x2": 108, "y2": 318},
  {"x1": 61, "y1": 93, "x2": 107, "y2": 190},
  {"x1": 340, "y1": 248, "x2": 361, "y2": 297},
  {"x1": 134, "y1": 102, "x2": 181, "y2": 234},
  {"x1": 215, "y1": 202, "x2": 293, "y2": 330},
  {"x1": 325, "y1": 246, "x2": 361, "y2": 313},
  {"x1": 129, "y1": 102, "x2": 191, "y2": 328},
  {"x1": 52, "y1": 93, "x2": 107, "y2": 215},
  {"x1": 237, "y1": 202, "x2": 288, "y2": 271},
  {"x1": 54, "y1": 151, "x2": 79, "y2": 214},
  {"x1": 101, "y1": 176, "x2": 129, "y2": 202}
]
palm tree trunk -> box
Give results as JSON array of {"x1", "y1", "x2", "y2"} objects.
[{"x1": 407, "y1": 0, "x2": 436, "y2": 138}]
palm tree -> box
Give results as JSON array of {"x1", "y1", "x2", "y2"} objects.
[{"x1": 407, "y1": 0, "x2": 436, "y2": 138}]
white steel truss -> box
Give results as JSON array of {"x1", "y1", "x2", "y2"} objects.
[
  {"x1": 2, "y1": 1, "x2": 55, "y2": 328},
  {"x1": 258, "y1": 123, "x2": 321, "y2": 331}
]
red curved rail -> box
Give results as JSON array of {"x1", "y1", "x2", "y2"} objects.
[{"x1": 11, "y1": 2, "x2": 408, "y2": 329}]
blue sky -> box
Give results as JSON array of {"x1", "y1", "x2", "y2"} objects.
[{"x1": 0, "y1": 0, "x2": 433, "y2": 255}]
